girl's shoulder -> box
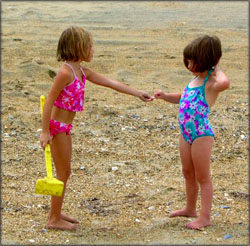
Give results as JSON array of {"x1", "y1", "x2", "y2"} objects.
[
  {"x1": 58, "y1": 63, "x2": 73, "y2": 76},
  {"x1": 206, "y1": 74, "x2": 229, "y2": 94},
  {"x1": 80, "y1": 65, "x2": 94, "y2": 79},
  {"x1": 55, "y1": 64, "x2": 74, "y2": 84},
  {"x1": 80, "y1": 65, "x2": 88, "y2": 74},
  {"x1": 206, "y1": 75, "x2": 219, "y2": 91}
]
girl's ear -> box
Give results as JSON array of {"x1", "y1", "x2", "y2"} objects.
[{"x1": 211, "y1": 65, "x2": 217, "y2": 76}]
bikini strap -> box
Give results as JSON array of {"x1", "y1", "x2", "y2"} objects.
[
  {"x1": 79, "y1": 66, "x2": 86, "y2": 78},
  {"x1": 203, "y1": 67, "x2": 214, "y2": 86},
  {"x1": 64, "y1": 63, "x2": 76, "y2": 77}
]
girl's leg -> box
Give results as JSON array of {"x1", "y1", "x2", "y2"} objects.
[
  {"x1": 169, "y1": 135, "x2": 198, "y2": 217},
  {"x1": 56, "y1": 134, "x2": 79, "y2": 224},
  {"x1": 186, "y1": 136, "x2": 213, "y2": 229},
  {"x1": 47, "y1": 133, "x2": 78, "y2": 230}
]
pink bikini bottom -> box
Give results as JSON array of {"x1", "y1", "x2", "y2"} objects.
[{"x1": 49, "y1": 119, "x2": 73, "y2": 138}]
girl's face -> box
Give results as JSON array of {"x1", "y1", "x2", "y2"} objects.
[
  {"x1": 187, "y1": 60, "x2": 195, "y2": 72},
  {"x1": 187, "y1": 60, "x2": 200, "y2": 76},
  {"x1": 188, "y1": 59, "x2": 211, "y2": 77},
  {"x1": 86, "y1": 43, "x2": 94, "y2": 62}
]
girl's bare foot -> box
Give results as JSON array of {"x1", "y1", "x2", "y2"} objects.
[
  {"x1": 46, "y1": 219, "x2": 79, "y2": 230},
  {"x1": 186, "y1": 217, "x2": 211, "y2": 230},
  {"x1": 61, "y1": 214, "x2": 79, "y2": 224},
  {"x1": 48, "y1": 213, "x2": 79, "y2": 224},
  {"x1": 169, "y1": 207, "x2": 197, "y2": 218}
]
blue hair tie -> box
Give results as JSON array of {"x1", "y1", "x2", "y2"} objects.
[{"x1": 208, "y1": 67, "x2": 214, "y2": 76}]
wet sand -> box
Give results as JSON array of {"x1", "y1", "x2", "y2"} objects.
[{"x1": 1, "y1": 1, "x2": 248, "y2": 245}]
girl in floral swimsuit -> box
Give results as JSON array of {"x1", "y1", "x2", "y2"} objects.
[
  {"x1": 40, "y1": 26, "x2": 153, "y2": 231},
  {"x1": 178, "y1": 67, "x2": 215, "y2": 144},
  {"x1": 154, "y1": 35, "x2": 230, "y2": 230}
]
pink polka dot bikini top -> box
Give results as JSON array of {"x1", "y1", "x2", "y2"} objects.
[{"x1": 54, "y1": 63, "x2": 86, "y2": 112}]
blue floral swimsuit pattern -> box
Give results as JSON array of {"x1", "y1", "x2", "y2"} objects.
[{"x1": 178, "y1": 68, "x2": 214, "y2": 144}]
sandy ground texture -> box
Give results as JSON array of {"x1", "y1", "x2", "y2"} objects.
[{"x1": 1, "y1": 1, "x2": 249, "y2": 245}]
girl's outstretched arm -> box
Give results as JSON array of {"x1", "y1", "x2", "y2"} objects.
[
  {"x1": 84, "y1": 68, "x2": 153, "y2": 102},
  {"x1": 154, "y1": 89, "x2": 181, "y2": 104}
]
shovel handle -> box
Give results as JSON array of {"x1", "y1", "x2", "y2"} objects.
[
  {"x1": 40, "y1": 95, "x2": 53, "y2": 179},
  {"x1": 45, "y1": 144, "x2": 53, "y2": 178},
  {"x1": 40, "y1": 95, "x2": 45, "y2": 117}
]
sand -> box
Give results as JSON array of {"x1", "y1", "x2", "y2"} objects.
[{"x1": 1, "y1": 1, "x2": 248, "y2": 245}]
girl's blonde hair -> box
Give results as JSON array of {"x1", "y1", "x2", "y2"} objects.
[{"x1": 57, "y1": 26, "x2": 93, "y2": 62}]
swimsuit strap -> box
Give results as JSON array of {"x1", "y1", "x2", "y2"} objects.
[
  {"x1": 65, "y1": 63, "x2": 77, "y2": 77},
  {"x1": 79, "y1": 66, "x2": 86, "y2": 78},
  {"x1": 203, "y1": 67, "x2": 214, "y2": 86}
]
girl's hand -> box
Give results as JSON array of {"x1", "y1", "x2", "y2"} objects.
[
  {"x1": 138, "y1": 91, "x2": 154, "y2": 102},
  {"x1": 40, "y1": 133, "x2": 52, "y2": 150},
  {"x1": 154, "y1": 89, "x2": 164, "y2": 99},
  {"x1": 154, "y1": 90, "x2": 181, "y2": 104}
]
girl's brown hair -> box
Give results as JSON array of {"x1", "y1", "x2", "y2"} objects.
[
  {"x1": 57, "y1": 26, "x2": 93, "y2": 62},
  {"x1": 183, "y1": 35, "x2": 222, "y2": 72}
]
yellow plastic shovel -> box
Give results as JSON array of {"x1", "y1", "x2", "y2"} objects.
[{"x1": 35, "y1": 95, "x2": 64, "y2": 197}]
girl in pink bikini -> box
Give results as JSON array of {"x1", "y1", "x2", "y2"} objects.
[{"x1": 40, "y1": 26, "x2": 153, "y2": 231}]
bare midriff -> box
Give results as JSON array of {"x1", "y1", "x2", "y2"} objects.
[{"x1": 51, "y1": 106, "x2": 76, "y2": 124}]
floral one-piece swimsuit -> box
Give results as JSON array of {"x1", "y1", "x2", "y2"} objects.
[{"x1": 178, "y1": 68, "x2": 214, "y2": 144}]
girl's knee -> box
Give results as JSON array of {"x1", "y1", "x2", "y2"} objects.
[
  {"x1": 57, "y1": 168, "x2": 71, "y2": 182},
  {"x1": 182, "y1": 168, "x2": 195, "y2": 180},
  {"x1": 196, "y1": 175, "x2": 211, "y2": 185}
]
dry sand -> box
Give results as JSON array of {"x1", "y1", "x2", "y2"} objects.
[{"x1": 1, "y1": 1, "x2": 249, "y2": 245}]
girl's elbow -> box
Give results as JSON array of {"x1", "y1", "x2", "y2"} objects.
[
  {"x1": 224, "y1": 79, "x2": 230, "y2": 90},
  {"x1": 219, "y1": 79, "x2": 230, "y2": 92}
]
